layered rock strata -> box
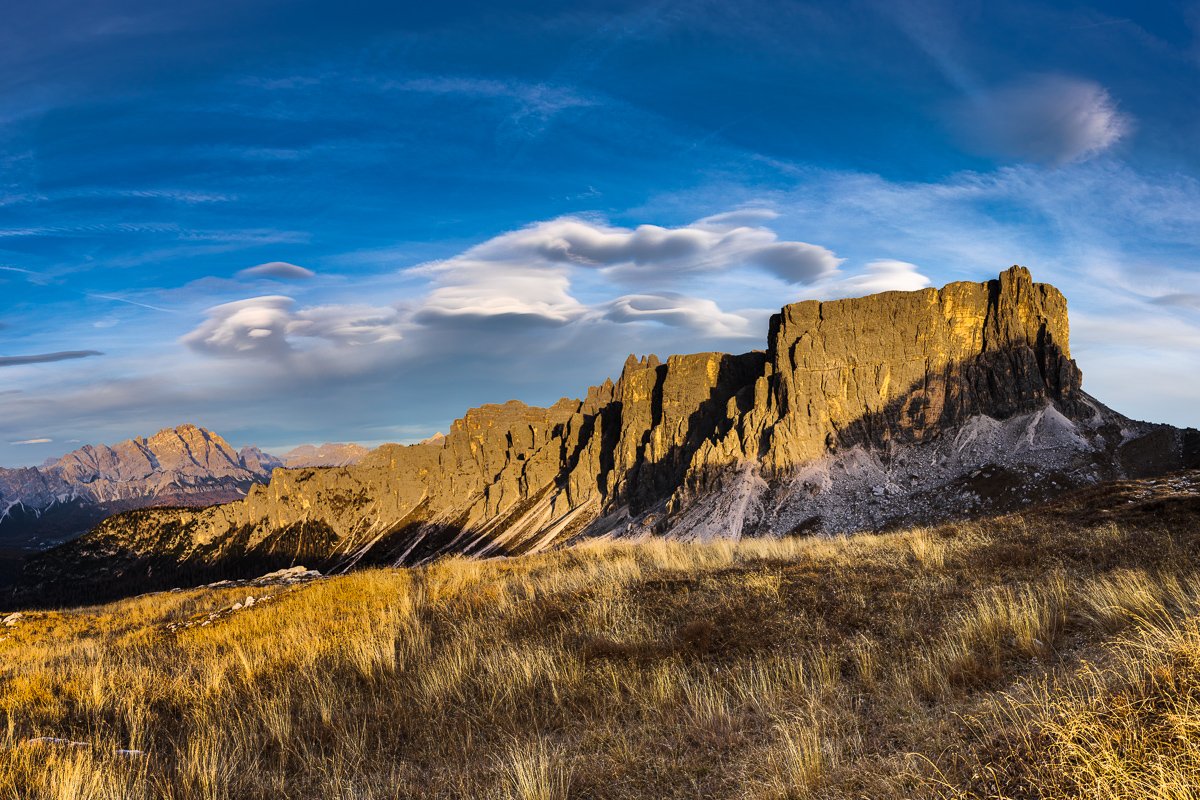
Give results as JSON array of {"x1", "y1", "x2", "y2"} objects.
[{"x1": 17, "y1": 267, "x2": 1199, "y2": 604}]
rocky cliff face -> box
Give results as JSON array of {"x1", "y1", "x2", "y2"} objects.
[
  {"x1": 0, "y1": 425, "x2": 281, "y2": 549},
  {"x1": 17, "y1": 268, "x2": 1199, "y2": 605},
  {"x1": 47, "y1": 425, "x2": 276, "y2": 502}
]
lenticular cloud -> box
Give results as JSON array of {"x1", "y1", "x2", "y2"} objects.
[
  {"x1": 414, "y1": 211, "x2": 843, "y2": 298},
  {"x1": 954, "y1": 75, "x2": 1130, "y2": 165}
]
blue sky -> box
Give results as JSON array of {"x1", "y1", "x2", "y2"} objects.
[{"x1": 2, "y1": 0, "x2": 1199, "y2": 465}]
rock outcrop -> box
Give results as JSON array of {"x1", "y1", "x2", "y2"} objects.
[
  {"x1": 16, "y1": 267, "x2": 1199, "y2": 605},
  {"x1": 0, "y1": 425, "x2": 280, "y2": 550}
]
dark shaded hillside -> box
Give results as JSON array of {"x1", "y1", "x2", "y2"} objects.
[{"x1": 0, "y1": 549, "x2": 22, "y2": 590}]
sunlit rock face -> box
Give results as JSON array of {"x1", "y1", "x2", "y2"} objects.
[
  {"x1": 0, "y1": 426, "x2": 282, "y2": 549},
  {"x1": 752, "y1": 266, "x2": 1080, "y2": 470},
  {"x1": 47, "y1": 424, "x2": 277, "y2": 502},
  {"x1": 18, "y1": 267, "x2": 1199, "y2": 605}
]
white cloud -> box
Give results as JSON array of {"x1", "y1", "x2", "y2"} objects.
[
  {"x1": 182, "y1": 296, "x2": 404, "y2": 358},
  {"x1": 186, "y1": 212, "x2": 839, "y2": 361},
  {"x1": 601, "y1": 293, "x2": 755, "y2": 336},
  {"x1": 178, "y1": 211, "x2": 850, "y2": 363},
  {"x1": 178, "y1": 211, "x2": 818, "y2": 381},
  {"x1": 954, "y1": 75, "x2": 1131, "y2": 164},
  {"x1": 690, "y1": 208, "x2": 782, "y2": 229},
  {"x1": 415, "y1": 263, "x2": 585, "y2": 324},
  {"x1": 828, "y1": 259, "x2": 933, "y2": 297},
  {"x1": 11, "y1": 438, "x2": 50, "y2": 445},
  {"x1": 237, "y1": 261, "x2": 316, "y2": 280},
  {"x1": 750, "y1": 241, "x2": 846, "y2": 283},
  {"x1": 183, "y1": 296, "x2": 294, "y2": 357},
  {"x1": 289, "y1": 304, "x2": 406, "y2": 346},
  {"x1": 401, "y1": 212, "x2": 847, "y2": 338},
  {"x1": 416, "y1": 213, "x2": 842, "y2": 298}
]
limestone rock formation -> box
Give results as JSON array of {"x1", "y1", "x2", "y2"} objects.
[
  {"x1": 0, "y1": 425, "x2": 280, "y2": 550},
  {"x1": 48, "y1": 424, "x2": 267, "y2": 501},
  {"x1": 16, "y1": 267, "x2": 1199, "y2": 605},
  {"x1": 238, "y1": 447, "x2": 284, "y2": 475}
]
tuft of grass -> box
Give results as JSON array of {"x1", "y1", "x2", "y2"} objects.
[
  {"x1": 905, "y1": 527, "x2": 947, "y2": 569},
  {"x1": 499, "y1": 738, "x2": 572, "y2": 800},
  {"x1": 761, "y1": 719, "x2": 828, "y2": 799}
]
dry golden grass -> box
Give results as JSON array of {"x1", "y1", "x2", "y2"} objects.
[{"x1": 2, "y1": 506, "x2": 1200, "y2": 798}]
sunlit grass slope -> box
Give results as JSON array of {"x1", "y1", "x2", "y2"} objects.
[{"x1": 2, "y1": 488, "x2": 1200, "y2": 799}]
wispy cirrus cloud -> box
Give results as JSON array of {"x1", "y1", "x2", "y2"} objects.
[
  {"x1": 87, "y1": 294, "x2": 175, "y2": 313},
  {"x1": 376, "y1": 75, "x2": 599, "y2": 138},
  {"x1": 0, "y1": 187, "x2": 235, "y2": 206},
  {"x1": 388, "y1": 76, "x2": 595, "y2": 113},
  {"x1": 1152, "y1": 293, "x2": 1200, "y2": 311},
  {"x1": 0, "y1": 265, "x2": 52, "y2": 286},
  {"x1": 0, "y1": 350, "x2": 102, "y2": 367}
]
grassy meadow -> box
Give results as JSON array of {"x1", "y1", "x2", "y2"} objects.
[{"x1": 2, "y1": 494, "x2": 1200, "y2": 798}]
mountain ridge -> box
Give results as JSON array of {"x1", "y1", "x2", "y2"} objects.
[
  {"x1": 15, "y1": 267, "x2": 1200, "y2": 604},
  {"x1": 0, "y1": 425, "x2": 285, "y2": 551},
  {"x1": 0, "y1": 427, "x2": 379, "y2": 553}
]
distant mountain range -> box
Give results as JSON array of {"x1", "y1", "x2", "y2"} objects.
[
  {"x1": 12, "y1": 267, "x2": 1199, "y2": 607},
  {"x1": 279, "y1": 442, "x2": 371, "y2": 468},
  {"x1": 0, "y1": 426, "x2": 370, "y2": 551}
]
